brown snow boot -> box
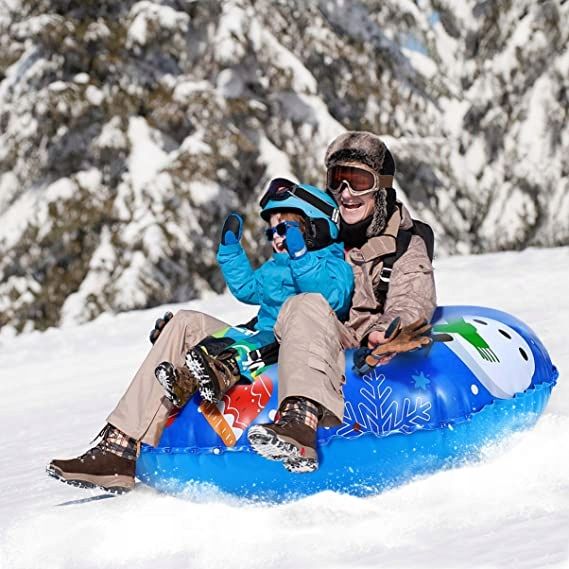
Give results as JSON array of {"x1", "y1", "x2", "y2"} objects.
[
  {"x1": 185, "y1": 346, "x2": 241, "y2": 403},
  {"x1": 155, "y1": 361, "x2": 198, "y2": 408},
  {"x1": 47, "y1": 425, "x2": 136, "y2": 493},
  {"x1": 247, "y1": 397, "x2": 319, "y2": 473}
]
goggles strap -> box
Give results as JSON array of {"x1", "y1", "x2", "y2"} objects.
[
  {"x1": 287, "y1": 186, "x2": 340, "y2": 224},
  {"x1": 377, "y1": 174, "x2": 394, "y2": 188}
]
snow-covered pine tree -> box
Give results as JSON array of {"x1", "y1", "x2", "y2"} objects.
[
  {"x1": 0, "y1": 0, "x2": 567, "y2": 334},
  {"x1": 431, "y1": 0, "x2": 569, "y2": 251}
]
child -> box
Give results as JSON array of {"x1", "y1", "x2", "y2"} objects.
[{"x1": 155, "y1": 178, "x2": 354, "y2": 409}]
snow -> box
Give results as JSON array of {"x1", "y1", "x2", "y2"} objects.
[
  {"x1": 442, "y1": 98, "x2": 470, "y2": 138},
  {"x1": 214, "y1": 2, "x2": 249, "y2": 63},
  {"x1": 254, "y1": 27, "x2": 318, "y2": 94},
  {"x1": 216, "y1": 68, "x2": 245, "y2": 99},
  {"x1": 493, "y1": 14, "x2": 532, "y2": 77},
  {"x1": 479, "y1": 186, "x2": 538, "y2": 246},
  {"x1": 95, "y1": 117, "x2": 128, "y2": 150},
  {"x1": 127, "y1": 1, "x2": 189, "y2": 47},
  {"x1": 257, "y1": 134, "x2": 295, "y2": 183},
  {"x1": 127, "y1": 116, "x2": 169, "y2": 194},
  {"x1": 0, "y1": 247, "x2": 568, "y2": 569},
  {"x1": 73, "y1": 73, "x2": 90, "y2": 85},
  {"x1": 85, "y1": 85, "x2": 104, "y2": 106},
  {"x1": 173, "y1": 79, "x2": 211, "y2": 103},
  {"x1": 295, "y1": 94, "x2": 345, "y2": 159},
  {"x1": 463, "y1": 137, "x2": 486, "y2": 176},
  {"x1": 402, "y1": 47, "x2": 438, "y2": 79},
  {"x1": 518, "y1": 75, "x2": 550, "y2": 167},
  {"x1": 189, "y1": 180, "x2": 220, "y2": 206},
  {"x1": 0, "y1": 190, "x2": 39, "y2": 249},
  {"x1": 0, "y1": 172, "x2": 19, "y2": 214},
  {"x1": 75, "y1": 169, "x2": 102, "y2": 193},
  {"x1": 113, "y1": 250, "x2": 153, "y2": 309},
  {"x1": 60, "y1": 227, "x2": 117, "y2": 326}
]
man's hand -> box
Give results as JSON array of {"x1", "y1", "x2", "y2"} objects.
[
  {"x1": 367, "y1": 330, "x2": 396, "y2": 366},
  {"x1": 365, "y1": 318, "x2": 432, "y2": 367},
  {"x1": 367, "y1": 317, "x2": 402, "y2": 364},
  {"x1": 149, "y1": 311, "x2": 174, "y2": 344},
  {"x1": 368, "y1": 329, "x2": 388, "y2": 347},
  {"x1": 221, "y1": 212, "x2": 244, "y2": 245}
]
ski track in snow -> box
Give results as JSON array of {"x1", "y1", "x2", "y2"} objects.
[{"x1": 0, "y1": 248, "x2": 568, "y2": 569}]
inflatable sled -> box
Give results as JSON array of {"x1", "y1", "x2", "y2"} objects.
[{"x1": 137, "y1": 306, "x2": 558, "y2": 502}]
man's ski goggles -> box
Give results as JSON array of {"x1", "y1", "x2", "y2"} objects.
[
  {"x1": 265, "y1": 220, "x2": 299, "y2": 241},
  {"x1": 327, "y1": 165, "x2": 393, "y2": 196},
  {"x1": 259, "y1": 178, "x2": 340, "y2": 224}
]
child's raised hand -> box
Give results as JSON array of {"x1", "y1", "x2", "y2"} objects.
[
  {"x1": 221, "y1": 212, "x2": 244, "y2": 245},
  {"x1": 284, "y1": 222, "x2": 308, "y2": 259}
]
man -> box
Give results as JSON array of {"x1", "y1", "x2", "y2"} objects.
[
  {"x1": 48, "y1": 131, "x2": 435, "y2": 491},
  {"x1": 247, "y1": 131, "x2": 436, "y2": 472}
]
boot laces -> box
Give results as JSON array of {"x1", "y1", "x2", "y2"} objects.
[
  {"x1": 90, "y1": 424, "x2": 112, "y2": 444},
  {"x1": 77, "y1": 446, "x2": 106, "y2": 462}
]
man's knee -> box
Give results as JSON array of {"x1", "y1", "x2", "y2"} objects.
[
  {"x1": 279, "y1": 293, "x2": 331, "y2": 321},
  {"x1": 276, "y1": 294, "x2": 336, "y2": 339}
]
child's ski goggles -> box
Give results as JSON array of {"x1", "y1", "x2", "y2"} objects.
[
  {"x1": 327, "y1": 165, "x2": 392, "y2": 196},
  {"x1": 265, "y1": 220, "x2": 300, "y2": 241},
  {"x1": 259, "y1": 178, "x2": 340, "y2": 224}
]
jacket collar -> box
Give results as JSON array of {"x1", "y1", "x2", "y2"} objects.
[{"x1": 348, "y1": 204, "x2": 408, "y2": 263}]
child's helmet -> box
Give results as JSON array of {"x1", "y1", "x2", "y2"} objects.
[{"x1": 260, "y1": 179, "x2": 340, "y2": 249}]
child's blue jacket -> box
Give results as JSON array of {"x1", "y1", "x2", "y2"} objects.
[{"x1": 217, "y1": 242, "x2": 354, "y2": 332}]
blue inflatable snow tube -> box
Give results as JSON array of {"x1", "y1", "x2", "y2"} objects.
[{"x1": 137, "y1": 306, "x2": 558, "y2": 502}]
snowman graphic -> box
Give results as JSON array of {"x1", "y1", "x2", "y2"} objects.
[{"x1": 434, "y1": 316, "x2": 535, "y2": 399}]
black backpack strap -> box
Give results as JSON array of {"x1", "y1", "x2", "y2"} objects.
[
  {"x1": 374, "y1": 218, "x2": 435, "y2": 305},
  {"x1": 412, "y1": 220, "x2": 435, "y2": 261},
  {"x1": 375, "y1": 228, "x2": 413, "y2": 299}
]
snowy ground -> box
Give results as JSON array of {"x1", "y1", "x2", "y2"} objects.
[{"x1": 0, "y1": 247, "x2": 568, "y2": 569}]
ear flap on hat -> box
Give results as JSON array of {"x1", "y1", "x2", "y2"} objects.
[
  {"x1": 381, "y1": 149, "x2": 395, "y2": 176},
  {"x1": 366, "y1": 188, "x2": 397, "y2": 238},
  {"x1": 305, "y1": 218, "x2": 335, "y2": 251}
]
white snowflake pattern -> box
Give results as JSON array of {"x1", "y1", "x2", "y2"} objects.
[{"x1": 337, "y1": 369, "x2": 432, "y2": 438}]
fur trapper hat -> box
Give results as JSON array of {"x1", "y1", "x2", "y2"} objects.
[{"x1": 325, "y1": 131, "x2": 396, "y2": 237}]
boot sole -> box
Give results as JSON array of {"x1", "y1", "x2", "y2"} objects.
[
  {"x1": 185, "y1": 349, "x2": 220, "y2": 403},
  {"x1": 47, "y1": 465, "x2": 134, "y2": 494},
  {"x1": 155, "y1": 362, "x2": 182, "y2": 407},
  {"x1": 247, "y1": 425, "x2": 318, "y2": 473}
]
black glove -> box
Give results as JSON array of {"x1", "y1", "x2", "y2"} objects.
[
  {"x1": 149, "y1": 311, "x2": 174, "y2": 344},
  {"x1": 221, "y1": 213, "x2": 244, "y2": 245}
]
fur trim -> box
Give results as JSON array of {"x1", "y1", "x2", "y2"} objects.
[
  {"x1": 367, "y1": 189, "x2": 388, "y2": 237},
  {"x1": 325, "y1": 131, "x2": 395, "y2": 176},
  {"x1": 327, "y1": 148, "x2": 385, "y2": 174}
]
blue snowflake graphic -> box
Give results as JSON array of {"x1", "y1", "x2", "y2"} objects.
[{"x1": 412, "y1": 371, "x2": 431, "y2": 390}]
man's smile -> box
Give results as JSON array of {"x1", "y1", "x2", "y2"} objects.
[{"x1": 340, "y1": 198, "x2": 364, "y2": 210}]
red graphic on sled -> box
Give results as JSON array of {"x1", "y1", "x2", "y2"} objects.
[{"x1": 200, "y1": 375, "x2": 274, "y2": 447}]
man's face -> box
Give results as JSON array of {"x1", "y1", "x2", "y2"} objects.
[{"x1": 336, "y1": 184, "x2": 376, "y2": 224}]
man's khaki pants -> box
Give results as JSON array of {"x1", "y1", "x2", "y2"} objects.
[{"x1": 107, "y1": 294, "x2": 357, "y2": 445}]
